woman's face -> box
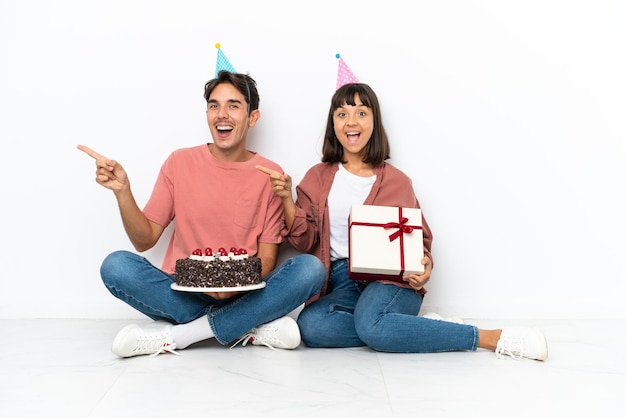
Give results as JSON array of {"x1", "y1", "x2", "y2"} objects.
[{"x1": 333, "y1": 94, "x2": 374, "y2": 157}]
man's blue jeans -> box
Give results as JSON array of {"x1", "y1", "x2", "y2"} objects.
[
  {"x1": 297, "y1": 259, "x2": 479, "y2": 352},
  {"x1": 100, "y1": 250, "x2": 325, "y2": 345}
]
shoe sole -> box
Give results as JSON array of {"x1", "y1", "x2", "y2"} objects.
[{"x1": 531, "y1": 327, "x2": 548, "y2": 361}]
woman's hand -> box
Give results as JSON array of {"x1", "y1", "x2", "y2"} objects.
[
  {"x1": 255, "y1": 165, "x2": 293, "y2": 200},
  {"x1": 256, "y1": 165, "x2": 297, "y2": 230},
  {"x1": 403, "y1": 256, "x2": 432, "y2": 290}
]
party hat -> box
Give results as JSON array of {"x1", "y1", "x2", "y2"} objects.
[
  {"x1": 215, "y1": 43, "x2": 236, "y2": 77},
  {"x1": 336, "y1": 53, "x2": 359, "y2": 89}
]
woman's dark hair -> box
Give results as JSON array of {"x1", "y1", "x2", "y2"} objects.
[
  {"x1": 203, "y1": 71, "x2": 259, "y2": 115},
  {"x1": 321, "y1": 83, "x2": 390, "y2": 166}
]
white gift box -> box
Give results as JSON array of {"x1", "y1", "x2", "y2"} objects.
[{"x1": 349, "y1": 205, "x2": 424, "y2": 282}]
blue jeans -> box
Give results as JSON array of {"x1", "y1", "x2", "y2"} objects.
[
  {"x1": 100, "y1": 250, "x2": 326, "y2": 345},
  {"x1": 297, "y1": 259, "x2": 479, "y2": 353}
]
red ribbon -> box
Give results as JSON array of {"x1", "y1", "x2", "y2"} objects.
[
  {"x1": 350, "y1": 207, "x2": 422, "y2": 276},
  {"x1": 383, "y1": 217, "x2": 414, "y2": 242}
]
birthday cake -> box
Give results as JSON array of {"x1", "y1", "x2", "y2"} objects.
[{"x1": 175, "y1": 247, "x2": 263, "y2": 288}]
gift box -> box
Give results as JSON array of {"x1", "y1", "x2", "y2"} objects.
[{"x1": 349, "y1": 205, "x2": 424, "y2": 282}]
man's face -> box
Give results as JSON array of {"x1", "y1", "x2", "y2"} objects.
[{"x1": 205, "y1": 83, "x2": 259, "y2": 153}]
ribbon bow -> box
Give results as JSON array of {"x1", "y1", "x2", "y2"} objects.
[{"x1": 383, "y1": 217, "x2": 414, "y2": 242}]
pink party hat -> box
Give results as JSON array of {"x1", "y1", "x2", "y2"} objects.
[
  {"x1": 215, "y1": 43, "x2": 236, "y2": 77},
  {"x1": 336, "y1": 53, "x2": 359, "y2": 89}
]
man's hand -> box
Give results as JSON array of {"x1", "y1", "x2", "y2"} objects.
[
  {"x1": 203, "y1": 291, "x2": 239, "y2": 300},
  {"x1": 77, "y1": 144, "x2": 128, "y2": 193}
]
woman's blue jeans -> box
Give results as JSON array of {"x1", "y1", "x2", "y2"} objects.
[
  {"x1": 297, "y1": 259, "x2": 479, "y2": 353},
  {"x1": 100, "y1": 250, "x2": 325, "y2": 345}
]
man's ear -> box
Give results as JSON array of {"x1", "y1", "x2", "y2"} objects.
[{"x1": 248, "y1": 109, "x2": 261, "y2": 127}]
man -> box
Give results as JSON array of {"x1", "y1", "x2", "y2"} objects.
[{"x1": 78, "y1": 70, "x2": 325, "y2": 357}]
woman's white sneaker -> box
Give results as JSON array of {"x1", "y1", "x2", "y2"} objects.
[
  {"x1": 421, "y1": 312, "x2": 466, "y2": 325},
  {"x1": 496, "y1": 326, "x2": 548, "y2": 361}
]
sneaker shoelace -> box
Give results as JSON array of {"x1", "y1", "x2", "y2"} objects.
[
  {"x1": 135, "y1": 334, "x2": 179, "y2": 357},
  {"x1": 230, "y1": 330, "x2": 277, "y2": 350},
  {"x1": 149, "y1": 342, "x2": 179, "y2": 357},
  {"x1": 495, "y1": 337, "x2": 524, "y2": 360}
]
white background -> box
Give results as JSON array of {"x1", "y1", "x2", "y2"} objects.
[{"x1": 1, "y1": 0, "x2": 624, "y2": 319}]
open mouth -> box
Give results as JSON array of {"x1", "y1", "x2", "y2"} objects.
[
  {"x1": 216, "y1": 125, "x2": 233, "y2": 137},
  {"x1": 346, "y1": 131, "x2": 360, "y2": 144}
]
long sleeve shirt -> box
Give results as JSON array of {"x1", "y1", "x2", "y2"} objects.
[{"x1": 283, "y1": 161, "x2": 433, "y2": 299}]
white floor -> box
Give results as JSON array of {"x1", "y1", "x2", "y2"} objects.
[{"x1": 2, "y1": 318, "x2": 624, "y2": 418}]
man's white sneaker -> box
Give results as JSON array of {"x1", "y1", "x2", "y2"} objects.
[
  {"x1": 496, "y1": 326, "x2": 548, "y2": 361},
  {"x1": 231, "y1": 316, "x2": 301, "y2": 350},
  {"x1": 421, "y1": 312, "x2": 466, "y2": 325},
  {"x1": 111, "y1": 322, "x2": 179, "y2": 358}
]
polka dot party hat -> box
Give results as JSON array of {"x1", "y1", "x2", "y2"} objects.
[
  {"x1": 215, "y1": 43, "x2": 236, "y2": 77},
  {"x1": 336, "y1": 53, "x2": 359, "y2": 90}
]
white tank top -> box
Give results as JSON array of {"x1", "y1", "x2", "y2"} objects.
[{"x1": 328, "y1": 163, "x2": 376, "y2": 260}]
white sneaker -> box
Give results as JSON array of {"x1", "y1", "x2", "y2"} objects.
[
  {"x1": 421, "y1": 312, "x2": 466, "y2": 325},
  {"x1": 496, "y1": 326, "x2": 548, "y2": 361},
  {"x1": 231, "y1": 316, "x2": 301, "y2": 350},
  {"x1": 111, "y1": 322, "x2": 179, "y2": 358}
]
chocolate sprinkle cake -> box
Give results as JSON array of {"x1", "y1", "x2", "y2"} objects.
[{"x1": 175, "y1": 257, "x2": 263, "y2": 288}]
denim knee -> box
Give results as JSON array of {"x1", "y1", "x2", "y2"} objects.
[
  {"x1": 100, "y1": 250, "x2": 133, "y2": 286},
  {"x1": 354, "y1": 306, "x2": 389, "y2": 351},
  {"x1": 289, "y1": 254, "x2": 326, "y2": 295},
  {"x1": 354, "y1": 319, "x2": 382, "y2": 350}
]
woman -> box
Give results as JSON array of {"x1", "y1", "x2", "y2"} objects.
[{"x1": 257, "y1": 83, "x2": 547, "y2": 360}]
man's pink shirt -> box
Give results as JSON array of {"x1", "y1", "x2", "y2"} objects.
[{"x1": 143, "y1": 144, "x2": 284, "y2": 273}]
